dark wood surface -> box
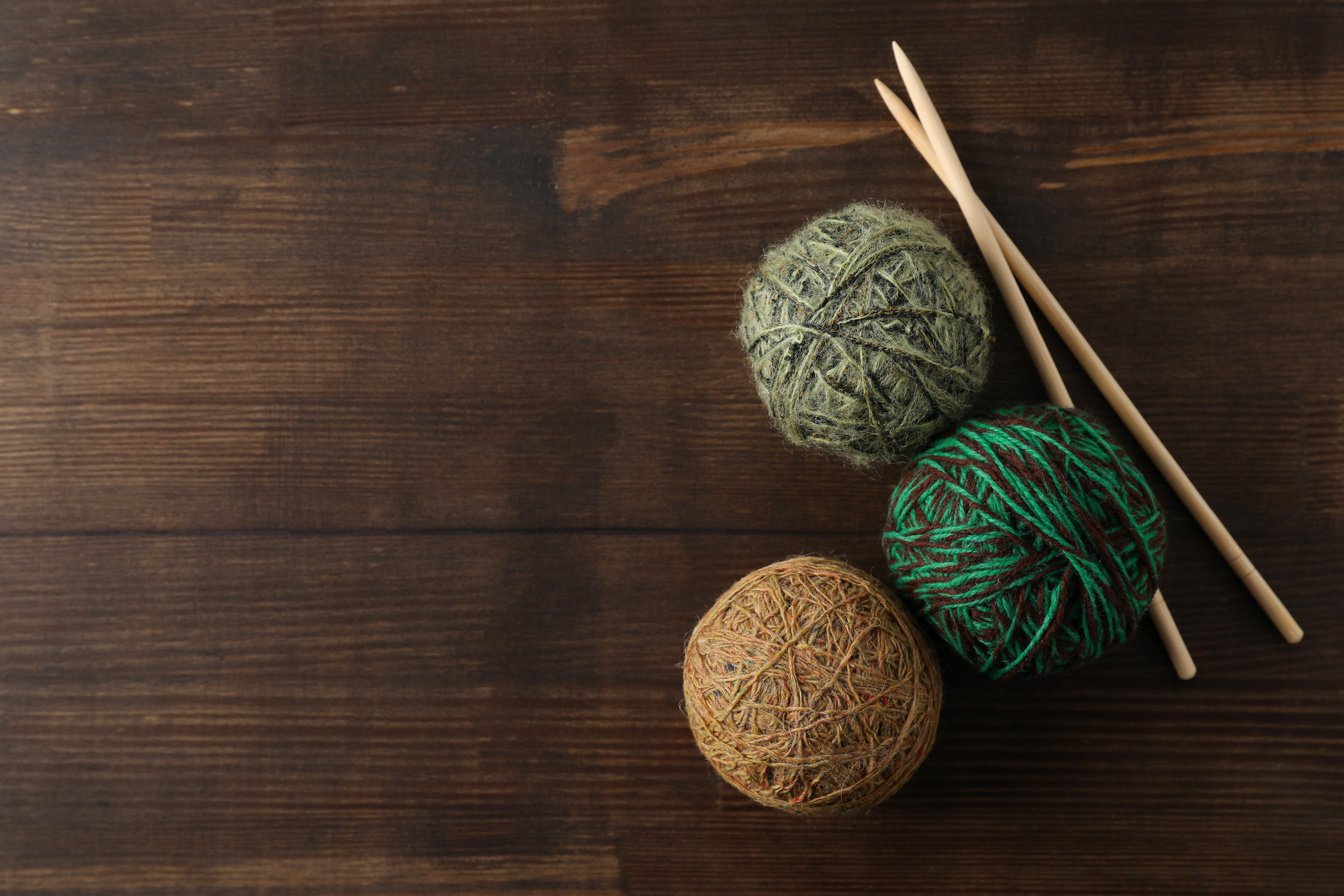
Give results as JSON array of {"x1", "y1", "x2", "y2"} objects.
[{"x1": 2, "y1": 2, "x2": 1341, "y2": 893}]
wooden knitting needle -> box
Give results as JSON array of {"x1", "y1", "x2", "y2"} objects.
[
  {"x1": 889, "y1": 42, "x2": 1197, "y2": 679},
  {"x1": 874, "y1": 66, "x2": 1303, "y2": 647}
]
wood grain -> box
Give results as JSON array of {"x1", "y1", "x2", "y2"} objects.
[{"x1": 1, "y1": 1, "x2": 1341, "y2": 893}]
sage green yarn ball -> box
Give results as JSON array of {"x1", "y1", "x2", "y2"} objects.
[{"x1": 739, "y1": 202, "x2": 992, "y2": 466}]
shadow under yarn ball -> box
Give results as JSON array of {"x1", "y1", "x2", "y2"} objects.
[
  {"x1": 683, "y1": 556, "x2": 942, "y2": 815},
  {"x1": 739, "y1": 202, "x2": 992, "y2": 466},
  {"x1": 883, "y1": 404, "x2": 1168, "y2": 680}
]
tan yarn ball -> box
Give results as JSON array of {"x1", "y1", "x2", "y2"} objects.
[{"x1": 683, "y1": 556, "x2": 942, "y2": 814}]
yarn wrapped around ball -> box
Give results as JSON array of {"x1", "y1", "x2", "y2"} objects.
[
  {"x1": 883, "y1": 404, "x2": 1167, "y2": 680},
  {"x1": 739, "y1": 202, "x2": 992, "y2": 466},
  {"x1": 683, "y1": 556, "x2": 942, "y2": 814}
]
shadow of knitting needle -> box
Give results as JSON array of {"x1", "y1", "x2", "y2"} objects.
[
  {"x1": 883, "y1": 44, "x2": 1198, "y2": 679},
  {"x1": 874, "y1": 61, "x2": 1302, "y2": 651}
]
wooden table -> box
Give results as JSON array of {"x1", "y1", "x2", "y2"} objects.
[{"x1": 2, "y1": 2, "x2": 1340, "y2": 893}]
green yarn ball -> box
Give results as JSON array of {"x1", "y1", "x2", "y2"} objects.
[
  {"x1": 882, "y1": 405, "x2": 1167, "y2": 680},
  {"x1": 739, "y1": 202, "x2": 992, "y2": 466}
]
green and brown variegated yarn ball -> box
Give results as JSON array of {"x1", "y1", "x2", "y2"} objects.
[
  {"x1": 683, "y1": 556, "x2": 942, "y2": 815},
  {"x1": 739, "y1": 202, "x2": 992, "y2": 466},
  {"x1": 883, "y1": 405, "x2": 1168, "y2": 680}
]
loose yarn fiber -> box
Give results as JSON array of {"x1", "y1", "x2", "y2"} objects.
[
  {"x1": 683, "y1": 556, "x2": 942, "y2": 814},
  {"x1": 739, "y1": 202, "x2": 992, "y2": 466},
  {"x1": 883, "y1": 405, "x2": 1167, "y2": 680}
]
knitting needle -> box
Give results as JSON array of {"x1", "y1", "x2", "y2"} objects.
[
  {"x1": 888, "y1": 43, "x2": 1197, "y2": 679},
  {"x1": 874, "y1": 69, "x2": 1303, "y2": 647}
]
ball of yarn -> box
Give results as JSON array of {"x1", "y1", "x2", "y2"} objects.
[
  {"x1": 883, "y1": 404, "x2": 1167, "y2": 680},
  {"x1": 739, "y1": 202, "x2": 992, "y2": 466},
  {"x1": 683, "y1": 556, "x2": 942, "y2": 814}
]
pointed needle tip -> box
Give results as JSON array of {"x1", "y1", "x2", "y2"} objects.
[{"x1": 891, "y1": 42, "x2": 918, "y2": 84}]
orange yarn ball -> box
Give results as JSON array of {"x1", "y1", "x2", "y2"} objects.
[{"x1": 683, "y1": 556, "x2": 942, "y2": 814}]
